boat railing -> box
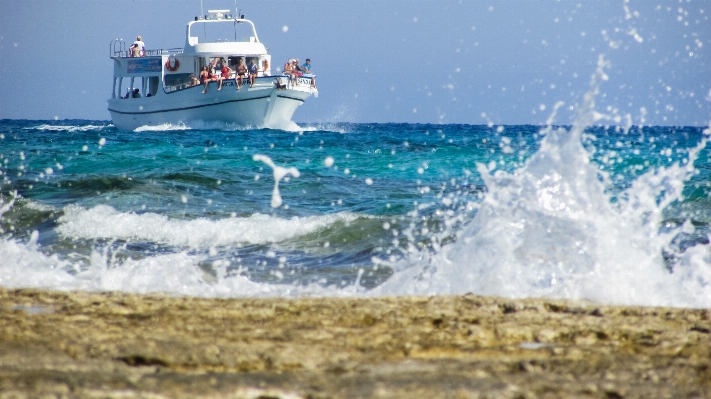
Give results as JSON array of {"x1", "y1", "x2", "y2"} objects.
[{"x1": 109, "y1": 39, "x2": 183, "y2": 58}]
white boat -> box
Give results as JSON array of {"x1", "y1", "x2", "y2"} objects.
[{"x1": 107, "y1": 10, "x2": 317, "y2": 131}]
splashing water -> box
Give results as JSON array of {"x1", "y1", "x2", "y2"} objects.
[
  {"x1": 375, "y1": 57, "x2": 711, "y2": 307},
  {"x1": 252, "y1": 154, "x2": 300, "y2": 208}
]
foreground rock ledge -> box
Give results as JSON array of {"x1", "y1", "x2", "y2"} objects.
[{"x1": 0, "y1": 289, "x2": 708, "y2": 399}]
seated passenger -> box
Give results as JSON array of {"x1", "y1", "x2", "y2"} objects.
[
  {"x1": 283, "y1": 59, "x2": 298, "y2": 85},
  {"x1": 218, "y1": 58, "x2": 232, "y2": 90},
  {"x1": 190, "y1": 74, "x2": 200, "y2": 86},
  {"x1": 235, "y1": 58, "x2": 247, "y2": 90},
  {"x1": 200, "y1": 66, "x2": 210, "y2": 94},
  {"x1": 274, "y1": 77, "x2": 287, "y2": 90},
  {"x1": 248, "y1": 60, "x2": 258, "y2": 88},
  {"x1": 302, "y1": 58, "x2": 316, "y2": 88},
  {"x1": 132, "y1": 88, "x2": 141, "y2": 98},
  {"x1": 295, "y1": 59, "x2": 306, "y2": 74}
]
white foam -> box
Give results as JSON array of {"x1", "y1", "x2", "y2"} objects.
[
  {"x1": 0, "y1": 233, "x2": 360, "y2": 297},
  {"x1": 373, "y1": 58, "x2": 711, "y2": 308},
  {"x1": 56, "y1": 204, "x2": 362, "y2": 248},
  {"x1": 133, "y1": 120, "x2": 266, "y2": 132},
  {"x1": 134, "y1": 122, "x2": 191, "y2": 132},
  {"x1": 26, "y1": 124, "x2": 111, "y2": 132}
]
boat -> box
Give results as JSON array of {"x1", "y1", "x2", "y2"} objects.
[{"x1": 107, "y1": 10, "x2": 317, "y2": 130}]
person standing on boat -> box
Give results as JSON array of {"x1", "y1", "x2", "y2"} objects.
[
  {"x1": 248, "y1": 60, "x2": 258, "y2": 88},
  {"x1": 129, "y1": 36, "x2": 145, "y2": 57},
  {"x1": 235, "y1": 58, "x2": 247, "y2": 90}
]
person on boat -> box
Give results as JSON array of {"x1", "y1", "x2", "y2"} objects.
[
  {"x1": 129, "y1": 36, "x2": 145, "y2": 57},
  {"x1": 189, "y1": 74, "x2": 200, "y2": 86},
  {"x1": 283, "y1": 59, "x2": 298, "y2": 86},
  {"x1": 248, "y1": 60, "x2": 258, "y2": 88},
  {"x1": 208, "y1": 59, "x2": 218, "y2": 78},
  {"x1": 302, "y1": 59, "x2": 316, "y2": 88},
  {"x1": 132, "y1": 88, "x2": 141, "y2": 98},
  {"x1": 294, "y1": 59, "x2": 306, "y2": 75},
  {"x1": 262, "y1": 59, "x2": 270, "y2": 76},
  {"x1": 218, "y1": 58, "x2": 232, "y2": 90},
  {"x1": 302, "y1": 59, "x2": 312, "y2": 73},
  {"x1": 200, "y1": 66, "x2": 210, "y2": 94},
  {"x1": 235, "y1": 58, "x2": 247, "y2": 90}
]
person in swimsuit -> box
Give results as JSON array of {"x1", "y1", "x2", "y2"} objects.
[
  {"x1": 200, "y1": 66, "x2": 210, "y2": 94},
  {"x1": 129, "y1": 36, "x2": 145, "y2": 57},
  {"x1": 218, "y1": 58, "x2": 232, "y2": 90},
  {"x1": 283, "y1": 59, "x2": 298, "y2": 86},
  {"x1": 235, "y1": 58, "x2": 247, "y2": 90}
]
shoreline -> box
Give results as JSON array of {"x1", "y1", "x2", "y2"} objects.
[{"x1": 0, "y1": 288, "x2": 709, "y2": 398}]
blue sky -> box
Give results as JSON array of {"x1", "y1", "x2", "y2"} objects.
[{"x1": 0, "y1": 0, "x2": 708, "y2": 126}]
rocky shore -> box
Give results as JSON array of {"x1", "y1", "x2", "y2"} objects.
[{"x1": 0, "y1": 288, "x2": 708, "y2": 398}]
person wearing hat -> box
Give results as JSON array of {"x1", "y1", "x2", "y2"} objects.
[
  {"x1": 283, "y1": 59, "x2": 298, "y2": 86},
  {"x1": 130, "y1": 36, "x2": 145, "y2": 57}
]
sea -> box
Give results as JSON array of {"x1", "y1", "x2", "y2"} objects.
[{"x1": 1, "y1": 80, "x2": 710, "y2": 308}]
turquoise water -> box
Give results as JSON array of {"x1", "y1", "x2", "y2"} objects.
[{"x1": 1, "y1": 118, "x2": 710, "y2": 306}]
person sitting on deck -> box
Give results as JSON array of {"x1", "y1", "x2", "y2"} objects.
[
  {"x1": 235, "y1": 58, "x2": 247, "y2": 90},
  {"x1": 218, "y1": 58, "x2": 232, "y2": 90},
  {"x1": 302, "y1": 58, "x2": 316, "y2": 88},
  {"x1": 200, "y1": 66, "x2": 210, "y2": 94},
  {"x1": 295, "y1": 59, "x2": 306, "y2": 75},
  {"x1": 190, "y1": 74, "x2": 200, "y2": 86},
  {"x1": 283, "y1": 59, "x2": 298, "y2": 86},
  {"x1": 248, "y1": 60, "x2": 258, "y2": 88},
  {"x1": 274, "y1": 77, "x2": 287, "y2": 90},
  {"x1": 130, "y1": 36, "x2": 145, "y2": 57}
]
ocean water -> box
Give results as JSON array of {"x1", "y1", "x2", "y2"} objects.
[{"x1": 1, "y1": 73, "x2": 710, "y2": 307}]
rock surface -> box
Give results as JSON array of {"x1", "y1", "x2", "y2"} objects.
[{"x1": 0, "y1": 288, "x2": 709, "y2": 398}]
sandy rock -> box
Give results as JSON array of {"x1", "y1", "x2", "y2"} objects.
[{"x1": 0, "y1": 289, "x2": 708, "y2": 398}]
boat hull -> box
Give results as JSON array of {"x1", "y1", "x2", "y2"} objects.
[{"x1": 108, "y1": 81, "x2": 314, "y2": 130}]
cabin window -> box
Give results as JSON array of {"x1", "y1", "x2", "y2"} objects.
[
  {"x1": 164, "y1": 73, "x2": 196, "y2": 92},
  {"x1": 148, "y1": 76, "x2": 160, "y2": 97}
]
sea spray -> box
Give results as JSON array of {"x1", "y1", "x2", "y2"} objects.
[
  {"x1": 252, "y1": 154, "x2": 300, "y2": 208},
  {"x1": 375, "y1": 57, "x2": 711, "y2": 307}
]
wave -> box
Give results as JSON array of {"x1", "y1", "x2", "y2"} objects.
[
  {"x1": 0, "y1": 232, "x2": 361, "y2": 297},
  {"x1": 56, "y1": 204, "x2": 366, "y2": 248}
]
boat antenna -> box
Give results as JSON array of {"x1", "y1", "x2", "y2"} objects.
[
  {"x1": 238, "y1": 0, "x2": 239, "y2": 42},
  {"x1": 199, "y1": 0, "x2": 208, "y2": 40}
]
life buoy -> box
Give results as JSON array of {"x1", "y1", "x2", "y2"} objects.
[{"x1": 165, "y1": 57, "x2": 180, "y2": 72}]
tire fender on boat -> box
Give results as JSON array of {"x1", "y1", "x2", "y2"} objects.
[{"x1": 165, "y1": 57, "x2": 180, "y2": 72}]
